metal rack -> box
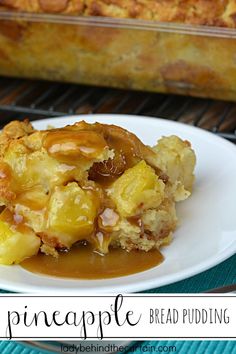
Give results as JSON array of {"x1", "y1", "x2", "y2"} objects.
[{"x1": 0, "y1": 76, "x2": 235, "y2": 142}]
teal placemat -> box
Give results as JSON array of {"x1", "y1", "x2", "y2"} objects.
[
  {"x1": 147, "y1": 254, "x2": 236, "y2": 293},
  {"x1": 0, "y1": 341, "x2": 235, "y2": 354}
]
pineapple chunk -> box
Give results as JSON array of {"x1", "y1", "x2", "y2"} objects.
[
  {"x1": 47, "y1": 182, "x2": 98, "y2": 247},
  {"x1": 0, "y1": 221, "x2": 40, "y2": 265},
  {"x1": 109, "y1": 160, "x2": 165, "y2": 217}
]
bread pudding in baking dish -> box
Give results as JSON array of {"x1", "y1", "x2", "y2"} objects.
[
  {"x1": 1, "y1": 0, "x2": 236, "y2": 27},
  {"x1": 0, "y1": 119, "x2": 196, "y2": 266}
]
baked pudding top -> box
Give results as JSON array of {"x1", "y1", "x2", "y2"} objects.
[{"x1": 1, "y1": 1, "x2": 236, "y2": 28}]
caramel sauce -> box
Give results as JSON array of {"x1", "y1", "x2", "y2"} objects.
[
  {"x1": 21, "y1": 243, "x2": 164, "y2": 279},
  {"x1": 0, "y1": 208, "x2": 31, "y2": 234},
  {"x1": 87, "y1": 122, "x2": 145, "y2": 185},
  {"x1": 0, "y1": 162, "x2": 12, "y2": 180},
  {"x1": 128, "y1": 215, "x2": 145, "y2": 235},
  {"x1": 98, "y1": 208, "x2": 119, "y2": 229},
  {"x1": 88, "y1": 153, "x2": 126, "y2": 186},
  {"x1": 43, "y1": 130, "x2": 108, "y2": 162}
]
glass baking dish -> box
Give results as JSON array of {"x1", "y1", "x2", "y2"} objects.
[{"x1": 0, "y1": 11, "x2": 236, "y2": 101}]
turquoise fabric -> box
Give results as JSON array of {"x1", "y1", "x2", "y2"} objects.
[
  {"x1": 0, "y1": 340, "x2": 235, "y2": 354},
  {"x1": 145, "y1": 254, "x2": 236, "y2": 293},
  {"x1": 0, "y1": 255, "x2": 235, "y2": 353}
]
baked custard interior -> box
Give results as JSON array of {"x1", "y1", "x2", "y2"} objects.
[{"x1": 0, "y1": 120, "x2": 196, "y2": 265}]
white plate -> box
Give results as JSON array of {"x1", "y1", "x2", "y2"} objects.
[{"x1": 0, "y1": 114, "x2": 235, "y2": 294}]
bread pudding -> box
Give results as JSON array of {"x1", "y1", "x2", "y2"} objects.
[
  {"x1": 0, "y1": 119, "x2": 196, "y2": 265},
  {"x1": 1, "y1": 0, "x2": 236, "y2": 27},
  {"x1": 1, "y1": 2, "x2": 236, "y2": 101}
]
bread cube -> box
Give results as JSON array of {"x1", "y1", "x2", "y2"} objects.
[{"x1": 153, "y1": 136, "x2": 196, "y2": 196}]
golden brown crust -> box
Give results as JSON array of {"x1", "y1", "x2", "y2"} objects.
[
  {"x1": 0, "y1": 119, "x2": 34, "y2": 158},
  {"x1": 0, "y1": 0, "x2": 85, "y2": 14},
  {"x1": 1, "y1": 0, "x2": 236, "y2": 27}
]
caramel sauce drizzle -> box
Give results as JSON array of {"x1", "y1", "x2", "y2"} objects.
[
  {"x1": 21, "y1": 243, "x2": 164, "y2": 279},
  {"x1": 43, "y1": 129, "x2": 108, "y2": 162}
]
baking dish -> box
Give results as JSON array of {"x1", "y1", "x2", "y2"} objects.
[{"x1": 0, "y1": 11, "x2": 236, "y2": 101}]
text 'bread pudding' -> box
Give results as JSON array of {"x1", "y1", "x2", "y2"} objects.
[{"x1": 0, "y1": 120, "x2": 196, "y2": 265}]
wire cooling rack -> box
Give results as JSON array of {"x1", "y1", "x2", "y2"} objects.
[{"x1": 0, "y1": 77, "x2": 235, "y2": 142}]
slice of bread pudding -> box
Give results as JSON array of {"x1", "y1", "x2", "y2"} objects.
[{"x1": 0, "y1": 119, "x2": 196, "y2": 264}]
